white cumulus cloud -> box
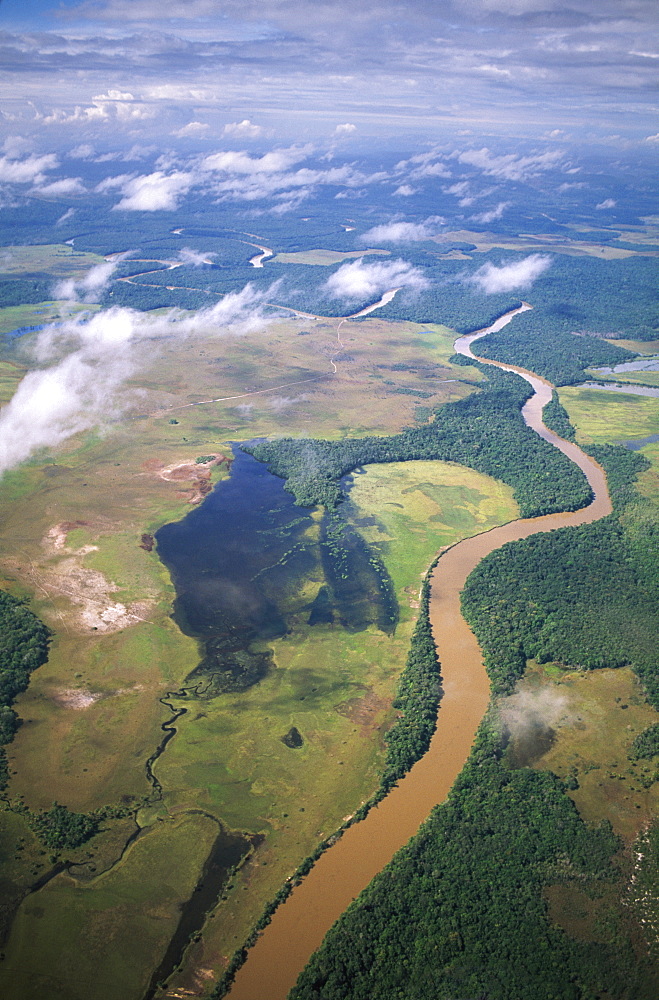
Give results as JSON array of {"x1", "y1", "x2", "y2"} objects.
[
  {"x1": 32, "y1": 177, "x2": 87, "y2": 197},
  {"x1": 457, "y1": 147, "x2": 563, "y2": 182},
  {"x1": 324, "y1": 257, "x2": 428, "y2": 303},
  {"x1": 222, "y1": 119, "x2": 263, "y2": 138},
  {"x1": 466, "y1": 254, "x2": 552, "y2": 294},
  {"x1": 360, "y1": 216, "x2": 443, "y2": 243},
  {"x1": 112, "y1": 170, "x2": 196, "y2": 210},
  {"x1": 172, "y1": 121, "x2": 211, "y2": 137},
  {"x1": 0, "y1": 152, "x2": 59, "y2": 184},
  {"x1": 595, "y1": 198, "x2": 616, "y2": 209}
]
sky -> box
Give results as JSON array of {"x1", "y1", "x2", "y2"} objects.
[
  {"x1": 0, "y1": 1, "x2": 657, "y2": 475},
  {"x1": 1, "y1": 0, "x2": 658, "y2": 151}
]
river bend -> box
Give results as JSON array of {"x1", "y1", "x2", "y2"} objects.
[{"x1": 227, "y1": 305, "x2": 612, "y2": 1000}]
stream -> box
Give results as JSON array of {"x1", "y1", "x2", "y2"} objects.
[{"x1": 225, "y1": 305, "x2": 612, "y2": 1000}]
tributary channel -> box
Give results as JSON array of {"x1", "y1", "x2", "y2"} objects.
[{"x1": 226, "y1": 306, "x2": 613, "y2": 1000}]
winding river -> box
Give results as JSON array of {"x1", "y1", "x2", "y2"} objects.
[{"x1": 226, "y1": 305, "x2": 612, "y2": 1000}]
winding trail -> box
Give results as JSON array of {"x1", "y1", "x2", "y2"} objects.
[{"x1": 225, "y1": 305, "x2": 612, "y2": 1000}]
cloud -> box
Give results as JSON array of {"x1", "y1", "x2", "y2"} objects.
[
  {"x1": 53, "y1": 256, "x2": 128, "y2": 303},
  {"x1": 173, "y1": 121, "x2": 210, "y2": 137},
  {"x1": 177, "y1": 247, "x2": 216, "y2": 266},
  {"x1": 333, "y1": 123, "x2": 356, "y2": 135},
  {"x1": 395, "y1": 151, "x2": 451, "y2": 182},
  {"x1": 499, "y1": 688, "x2": 571, "y2": 747},
  {"x1": 32, "y1": 176, "x2": 87, "y2": 197},
  {"x1": 95, "y1": 144, "x2": 156, "y2": 162},
  {"x1": 222, "y1": 119, "x2": 263, "y2": 138},
  {"x1": 69, "y1": 143, "x2": 95, "y2": 160},
  {"x1": 595, "y1": 198, "x2": 616, "y2": 209},
  {"x1": 457, "y1": 147, "x2": 563, "y2": 181},
  {"x1": 2, "y1": 136, "x2": 33, "y2": 158},
  {"x1": 393, "y1": 184, "x2": 416, "y2": 196},
  {"x1": 324, "y1": 257, "x2": 428, "y2": 303},
  {"x1": 0, "y1": 152, "x2": 59, "y2": 184},
  {"x1": 0, "y1": 282, "x2": 276, "y2": 477},
  {"x1": 360, "y1": 217, "x2": 443, "y2": 243},
  {"x1": 43, "y1": 93, "x2": 153, "y2": 126},
  {"x1": 466, "y1": 253, "x2": 552, "y2": 294},
  {"x1": 471, "y1": 201, "x2": 510, "y2": 224},
  {"x1": 56, "y1": 208, "x2": 76, "y2": 226},
  {"x1": 112, "y1": 170, "x2": 196, "y2": 210},
  {"x1": 201, "y1": 145, "x2": 312, "y2": 175},
  {"x1": 92, "y1": 90, "x2": 135, "y2": 102},
  {"x1": 444, "y1": 180, "x2": 475, "y2": 206},
  {"x1": 645, "y1": 134, "x2": 659, "y2": 143}
]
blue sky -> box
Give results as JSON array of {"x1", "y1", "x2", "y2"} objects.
[{"x1": 1, "y1": 0, "x2": 658, "y2": 152}]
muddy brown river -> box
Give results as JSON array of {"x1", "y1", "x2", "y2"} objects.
[{"x1": 227, "y1": 306, "x2": 612, "y2": 1000}]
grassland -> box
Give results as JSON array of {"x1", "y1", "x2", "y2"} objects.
[
  {"x1": 0, "y1": 244, "x2": 104, "y2": 276},
  {"x1": 507, "y1": 663, "x2": 659, "y2": 840},
  {"x1": 509, "y1": 369, "x2": 659, "y2": 975},
  {"x1": 429, "y1": 228, "x2": 659, "y2": 259},
  {"x1": 270, "y1": 249, "x2": 388, "y2": 266},
  {"x1": 1, "y1": 811, "x2": 219, "y2": 1000},
  {"x1": 155, "y1": 459, "x2": 518, "y2": 996},
  {"x1": 557, "y1": 385, "x2": 659, "y2": 445},
  {"x1": 501, "y1": 661, "x2": 659, "y2": 969},
  {"x1": 0, "y1": 280, "x2": 514, "y2": 999}
]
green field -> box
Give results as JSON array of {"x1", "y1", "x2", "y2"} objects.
[
  {"x1": 558, "y1": 385, "x2": 659, "y2": 444},
  {"x1": 0, "y1": 258, "x2": 514, "y2": 1000}
]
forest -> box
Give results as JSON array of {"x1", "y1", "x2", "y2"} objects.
[
  {"x1": 381, "y1": 573, "x2": 442, "y2": 790},
  {"x1": 290, "y1": 721, "x2": 657, "y2": 1000},
  {"x1": 285, "y1": 426, "x2": 659, "y2": 1000},
  {"x1": 0, "y1": 591, "x2": 50, "y2": 791},
  {"x1": 246, "y1": 362, "x2": 592, "y2": 518},
  {"x1": 461, "y1": 445, "x2": 659, "y2": 707}
]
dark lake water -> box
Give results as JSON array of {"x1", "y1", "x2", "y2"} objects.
[{"x1": 155, "y1": 446, "x2": 397, "y2": 694}]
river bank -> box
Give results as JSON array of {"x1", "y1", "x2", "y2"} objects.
[{"x1": 225, "y1": 306, "x2": 611, "y2": 1000}]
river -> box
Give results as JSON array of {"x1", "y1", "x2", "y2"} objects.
[{"x1": 226, "y1": 305, "x2": 612, "y2": 1000}]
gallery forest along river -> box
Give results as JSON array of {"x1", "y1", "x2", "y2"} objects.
[{"x1": 227, "y1": 305, "x2": 612, "y2": 1000}]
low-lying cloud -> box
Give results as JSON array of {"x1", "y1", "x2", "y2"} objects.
[
  {"x1": 499, "y1": 688, "x2": 571, "y2": 746},
  {"x1": 53, "y1": 254, "x2": 131, "y2": 302},
  {"x1": 466, "y1": 253, "x2": 552, "y2": 294},
  {"x1": 177, "y1": 247, "x2": 216, "y2": 266},
  {"x1": 324, "y1": 257, "x2": 428, "y2": 303},
  {"x1": 471, "y1": 201, "x2": 510, "y2": 224},
  {"x1": 0, "y1": 281, "x2": 276, "y2": 477},
  {"x1": 360, "y1": 216, "x2": 443, "y2": 243},
  {"x1": 112, "y1": 170, "x2": 195, "y2": 210}
]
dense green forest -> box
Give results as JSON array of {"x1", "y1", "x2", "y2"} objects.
[
  {"x1": 473, "y1": 308, "x2": 634, "y2": 385},
  {"x1": 374, "y1": 253, "x2": 658, "y2": 345},
  {"x1": 246, "y1": 363, "x2": 592, "y2": 518},
  {"x1": 541, "y1": 391, "x2": 577, "y2": 441},
  {"x1": 290, "y1": 722, "x2": 657, "y2": 1000},
  {"x1": 461, "y1": 446, "x2": 659, "y2": 707},
  {"x1": 23, "y1": 802, "x2": 100, "y2": 852},
  {"x1": 281, "y1": 436, "x2": 659, "y2": 1000},
  {"x1": 0, "y1": 279, "x2": 54, "y2": 309},
  {"x1": 0, "y1": 591, "x2": 50, "y2": 791},
  {"x1": 381, "y1": 573, "x2": 441, "y2": 790}
]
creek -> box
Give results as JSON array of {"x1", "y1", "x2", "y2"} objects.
[{"x1": 225, "y1": 306, "x2": 612, "y2": 1000}]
